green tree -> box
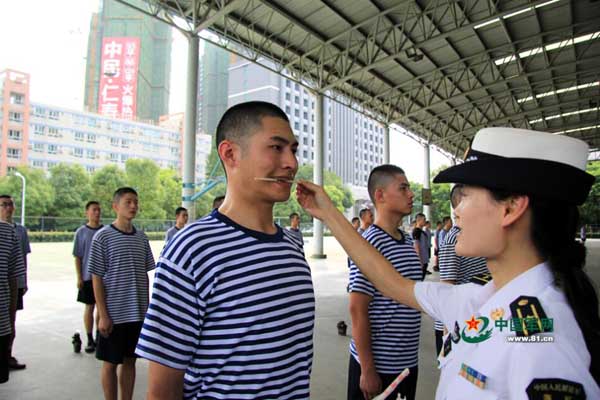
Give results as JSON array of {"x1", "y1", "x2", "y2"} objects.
[
  {"x1": 125, "y1": 159, "x2": 166, "y2": 220},
  {"x1": 0, "y1": 166, "x2": 54, "y2": 220},
  {"x1": 273, "y1": 165, "x2": 353, "y2": 222},
  {"x1": 159, "y1": 168, "x2": 182, "y2": 220},
  {"x1": 429, "y1": 166, "x2": 453, "y2": 224},
  {"x1": 193, "y1": 182, "x2": 226, "y2": 218},
  {"x1": 48, "y1": 163, "x2": 92, "y2": 218},
  {"x1": 580, "y1": 161, "x2": 600, "y2": 225},
  {"x1": 410, "y1": 165, "x2": 452, "y2": 224},
  {"x1": 90, "y1": 165, "x2": 127, "y2": 219}
]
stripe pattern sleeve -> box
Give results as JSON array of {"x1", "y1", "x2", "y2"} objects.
[
  {"x1": 0, "y1": 223, "x2": 25, "y2": 336},
  {"x1": 88, "y1": 225, "x2": 155, "y2": 324},
  {"x1": 136, "y1": 210, "x2": 315, "y2": 399},
  {"x1": 348, "y1": 225, "x2": 423, "y2": 373}
]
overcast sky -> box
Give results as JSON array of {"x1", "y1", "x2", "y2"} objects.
[{"x1": 0, "y1": 0, "x2": 450, "y2": 183}]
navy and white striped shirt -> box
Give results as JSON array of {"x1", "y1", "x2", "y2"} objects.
[
  {"x1": 136, "y1": 210, "x2": 315, "y2": 400},
  {"x1": 0, "y1": 222, "x2": 25, "y2": 336},
  {"x1": 13, "y1": 224, "x2": 30, "y2": 289},
  {"x1": 73, "y1": 224, "x2": 104, "y2": 281},
  {"x1": 434, "y1": 226, "x2": 488, "y2": 331},
  {"x1": 164, "y1": 226, "x2": 181, "y2": 244},
  {"x1": 286, "y1": 227, "x2": 304, "y2": 246},
  {"x1": 88, "y1": 224, "x2": 155, "y2": 324},
  {"x1": 349, "y1": 225, "x2": 422, "y2": 373}
]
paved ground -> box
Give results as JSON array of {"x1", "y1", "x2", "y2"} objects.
[{"x1": 1, "y1": 237, "x2": 598, "y2": 399}]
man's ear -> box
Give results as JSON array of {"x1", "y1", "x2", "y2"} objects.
[
  {"x1": 500, "y1": 195, "x2": 530, "y2": 228},
  {"x1": 374, "y1": 188, "x2": 384, "y2": 205},
  {"x1": 217, "y1": 140, "x2": 239, "y2": 170}
]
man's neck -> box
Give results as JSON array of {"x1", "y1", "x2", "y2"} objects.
[
  {"x1": 374, "y1": 210, "x2": 404, "y2": 240},
  {"x1": 87, "y1": 221, "x2": 101, "y2": 228},
  {"x1": 112, "y1": 217, "x2": 134, "y2": 233},
  {"x1": 175, "y1": 222, "x2": 185, "y2": 229},
  {"x1": 0, "y1": 217, "x2": 14, "y2": 224},
  {"x1": 219, "y1": 196, "x2": 277, "y2": 234}
]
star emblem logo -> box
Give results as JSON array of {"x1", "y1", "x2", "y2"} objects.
[{"x1": 465, "y1": 315, "x2": 481, "y2": 331}]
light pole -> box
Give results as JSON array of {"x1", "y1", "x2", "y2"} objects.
[{"x1": 14, "y1": 171, "x2": 26, "y2": 227}]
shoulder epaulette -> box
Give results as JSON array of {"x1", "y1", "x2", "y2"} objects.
[
  {"x1": 469, "y1": 272, "x2": 492, "y2": 286},
  {"x1": 509, "y1": 295, "x2": 552, "y2": 337}
]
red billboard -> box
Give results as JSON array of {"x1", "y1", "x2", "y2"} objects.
[{"x1": 98, "y1": 37, "x2": 140, "y2": 120}]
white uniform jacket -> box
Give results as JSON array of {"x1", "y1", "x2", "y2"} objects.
[{"x1": 415, "y1": 262, "x2": 600, "y2": 399}]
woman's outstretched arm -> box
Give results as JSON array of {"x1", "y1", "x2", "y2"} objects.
[{"x1": 296, "y1": 180, "x2": 422, "y2": 311}]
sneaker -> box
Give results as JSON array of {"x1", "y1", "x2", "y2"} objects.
[
  {"x1": 72, "y1": 332, "x2": 82, "y2": 353},
  {"x1": 425, "y1": 270, "x2": 432, "y2": 275},
  {"x1": 8, "y1": 357, "x2": 26, "y2": 370},
  {"x1": 85, "y1": 342, "x2": 96, "y2": 354}
]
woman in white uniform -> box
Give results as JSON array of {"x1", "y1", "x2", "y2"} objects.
[{"x1": 297, "y1": 127, "x2": 600, "y2": 399}]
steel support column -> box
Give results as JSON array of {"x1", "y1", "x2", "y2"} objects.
[
  {"x1": 423, "y1": 143, "x2": 431, "y2": 222},
  {"x1": 312, "y1": 93, "x2": 326, "y2": 259},
  {"x1": 383, "y1": 125, "x2": 390, "y2": 164},
  {"x1": 182, "y1": 35, "x2": 199, "y2": 217}
]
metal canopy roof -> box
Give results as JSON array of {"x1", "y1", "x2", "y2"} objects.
[{"x1": 121, "y1": 0, "x2": 600, "y2": 158}]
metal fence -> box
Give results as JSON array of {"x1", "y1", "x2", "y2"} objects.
[
  {"x1": 21, "y1": 216, "x2": 314, "y2": 233},
  {"x1": 22, "y1": 217, "x2": 174, "y2": 233}
]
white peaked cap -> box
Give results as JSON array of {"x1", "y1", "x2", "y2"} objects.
[
  {"x1": 471, "y1": 128, "x2": 589, "y2": 171},
  {"x1": 434, "y1": 127, "x2": 595, "y2": 205}
]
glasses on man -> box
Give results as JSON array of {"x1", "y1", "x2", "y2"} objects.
[{"x1": 0, "y1": 201, "x2": 15, "y2": 208}]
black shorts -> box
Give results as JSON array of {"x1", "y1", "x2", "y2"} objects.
[
  {"x1": 96, "y1": 322, "x2": 143, "y2": 365},
  {"x1": 0, "y1": 334, "x2": 9, "y2": 384},
  {"x1": 16, "y1": 288, "x2": 25, "y2": 311},
  {"x1": 77, "y1": 280, "x2": 95, "y2": 305}
]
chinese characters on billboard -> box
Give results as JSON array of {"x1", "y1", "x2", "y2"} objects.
[{"x1": 98, "y1": 37, "x2": 140, "y2": 120}]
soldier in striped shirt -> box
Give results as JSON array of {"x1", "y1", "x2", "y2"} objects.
[
  {"x1": 164, "y1": 207, "x2": 188, "y2": 245},
  {"x1": 0, "y1": 221, "x2": 24, "y2": 383},
  {"x1": 88, "y1": 187, "x2": 156, "y2": 400},
  {"x1": 348, "y1": 165, "x2": 422, "y2": 400},
  {"x1": 73, "y1": 200, "x2": 103, "y2": 354},
  {"x1": 0, "y1": 194, "x2": 30, "y2": 371},
  {"x1": 137, "y1": 101, "x2": 315, "y2": 400}
]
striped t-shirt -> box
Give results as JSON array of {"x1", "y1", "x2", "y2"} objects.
[
  {"x1": 88, "y1": 224, "x2": 156, "y2": 324},
  {"x1": 73, "y1": 224, "x2": 104, "y2": 281},
  {"x1": 434, "y1": 226, "x2": 488, "y2": 331},
  {"x1": 0, "y1": 222, "x2": 25, "y2": 336},
  {"x1": 349, "y1": 224, "x2": 422, "y2": 373},
  {"x1": 136, "y1": 210, "x2": 315, "y2": 400},
  {"x1": 164, "y1": 225, "x2": 181, "y2": 244},
  {"x1": 13, "y1": 224, "x2": 30, "y2": 289}
]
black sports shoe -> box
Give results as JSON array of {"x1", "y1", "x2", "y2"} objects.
[
  {"x1": 72, "y1": 332, "x2": 82, "y2": 353},
  {"x1": 84, "y1": 342, "x2": 96, "y2": 354},
  {"x1": 8, "y1": 357, "x2": 26, "y2": 370}
]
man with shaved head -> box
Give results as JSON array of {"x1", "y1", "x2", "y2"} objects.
[
  {"x1": 347, "y1": 165, "x2": 422, "y2": 400},
  {"x1": 138, "y1": 101, "x2": 315, "y2": 400}
]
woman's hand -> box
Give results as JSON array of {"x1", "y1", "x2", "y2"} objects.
[{"x1": 296, "y1": 180, "x2": 336, "y2": 222}]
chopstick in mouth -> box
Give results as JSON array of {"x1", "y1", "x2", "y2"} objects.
[{"x1": 254, "y1": 177, "x2": 295, "y2": 183}]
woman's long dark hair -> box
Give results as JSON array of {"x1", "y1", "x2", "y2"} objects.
[{"x1": 490, "y1": 190, "x2": 600, "y2": 383}]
